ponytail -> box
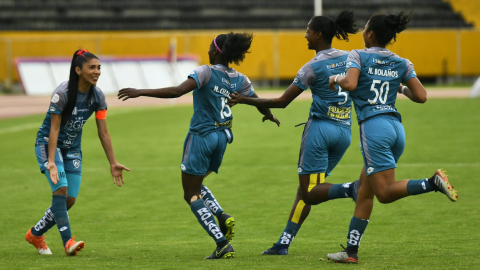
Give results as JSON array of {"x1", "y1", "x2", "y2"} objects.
[
  {"x1": 367, "y1": 11, "x2": 411, "y2": 46},
  {"x1": 309, "y1": 10, "x2": 358, "y2": 44}
]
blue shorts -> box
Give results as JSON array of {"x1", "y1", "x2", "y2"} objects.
[
  {"x1": 359, "y1": 114, "x2": 405, "y2": 176},
  {"x1": 181, "y1": 130, "x2": 228, "y2": 176},
  {"x1": 35, "y1": 144, "x2": 82, "y2": 197},
  {"x1": 297, "y1": 118, "x2": 351, "y2": 175}
]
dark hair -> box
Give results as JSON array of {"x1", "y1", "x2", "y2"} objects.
[
  {"x1": 63, "y1": 49, "x2": 98, "y2": 119},
  {"x1": 310, "y1": 10, "x2": 358, "y2": 44},
  {"x1": 214, "y1": 32, "x2": 253, "y2": 65},
  {"x1": 367, "y1": 11, "x2": 411, "y2": 46}
]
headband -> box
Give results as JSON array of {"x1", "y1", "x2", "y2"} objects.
[{"x1": 213, "y1": 36, "x2": 223, "y2": 53}]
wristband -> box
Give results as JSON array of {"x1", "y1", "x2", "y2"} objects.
[
  {"x1": 334, "y1": 75, "x2": 340, "y2": 83},
  {"x1": 401, "y1": 86, "x2": 407, "y2": 94}
]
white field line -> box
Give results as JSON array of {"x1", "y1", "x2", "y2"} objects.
[
  {"x1": 4, "y1": 163, "x2": 479, "y2": 173},
  {"x1": 0, "y1": 123, "x2": 40, "y2": 135}
]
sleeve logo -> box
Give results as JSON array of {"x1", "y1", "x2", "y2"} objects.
[{"x1": 51, "y1": 94, "x2": 60, "y2": 103}]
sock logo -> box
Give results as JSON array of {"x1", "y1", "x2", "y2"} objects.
[
  {"x1": 348, "y1": 229, "x2": 361, "y2": 246},
  {"x1": 197, "y1": 207, "x2": 223, "y2": 240},
  {"x1": 280, "y1": 232, "x2": 294, "y2": 245},
  {"x1": 59, "y1": 226, "x2": 69, "y2": 232},
  {"x1": 421, "y1": 181, "x2": 426, "y2": 191}
]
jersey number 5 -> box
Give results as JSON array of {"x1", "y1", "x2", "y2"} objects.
[
  {"x1": 220, "y1": 97, "x2": 232, "y2": 119},
  {"x1": 368, "y1": 80, "x2": 389, "y2": 104}
]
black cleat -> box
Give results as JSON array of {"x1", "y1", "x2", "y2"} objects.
[
  {"x1": 205, "y1": 243, "x2": 235, "y2": 259},
  {"x1": 218, "y1": 212, "x2": 235, "y2": 242},
  {"x1": 261, "y1": 243, "x2": 289, "y2": 255}
]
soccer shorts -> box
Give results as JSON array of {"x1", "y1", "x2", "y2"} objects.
[
  {"x1": 297, "y1": 118, "x2": 351, "y2": 175},
  {"x1": 35, "y1": 144, "x2": 82, "y2": 197},
  {"x1": 181, "y1": 130, "x2": 228, "y2": 176},
  {"x1": 359, "y1": 114, "x2": 405, "y2": 176}
]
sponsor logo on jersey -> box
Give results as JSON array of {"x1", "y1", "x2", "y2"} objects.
[
  {"x1": 64, "y1": 117, "x2": 87, "y2": 131},
  {"x1": 327, "y1": 61, "x2": 346, "y2": 70},
  {"x1": 67, "y1": 152, "x2": 81, "y2": 158},
  {"x1": 73, "y1": 159, "x2": 81, "y2": 169},
  {"x1": 221, "y1": 78, "x2": 237, "y2": 90},
  {"x1": 51, "y1": 94, "x2": 60, "y2": 103},
  {"x1": 50, "y1": 106, "x2": 56, "y2": 112},
  {"x1": 372, "y1": 105, "x2": 397, "y2": 112},
  {"x1": 72, "y1": 107, "x2": 78, "y2": 115},
  {"x1": 298, "y1": 167, "x2": 302, "y2": 173},
  {"x1": 346, "y1": 61, "x2": 353, "y2": 68},
  {"x1": 293, "y1": 77, "x2": 299, "y2": 84},
  {"x1": 372, "y1": 58, "x2": 395, "y2": 66},
  {"x1": 328, "y1": 106, "x2": 351, "y2": 120},
  {"x1": 181, "y1": 164, "x2": 186, "y2": 171}
]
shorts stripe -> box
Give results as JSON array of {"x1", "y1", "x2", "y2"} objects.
[
  {"x1": 298, "y1": 119, "x2": 313, "y2": 168},
  {"x1": 40, "y1": 144, "x2": 48, "y2": 161},
  {"x1": 360, "y1": 122, "x2": 372, "y2": 166},
  {"x1": 183, "y1": 133, "x2": 193, "y2": 164}
]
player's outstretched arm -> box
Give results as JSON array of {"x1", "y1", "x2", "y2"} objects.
[
  {"x1": 96, "y1": 118, "x2": 130, "y2": 187},
  {"x1": 328, "y1": 68, "x2": 360, "y2": 92},
  {"x1": 229, "y1": 84, "x2": 302, "y2": 109},
  {"x1": 118, "y1": 78, "x2": 198, "y2": 101},
  {"x1": 400, "y1": 78, "x2": 427, "y2": 103}
]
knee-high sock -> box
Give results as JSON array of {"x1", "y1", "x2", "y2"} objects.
[
  {"x1": 328, "y1": 181, "x2": 356, "y2": 200},
  {"x1": 346, "y1": 216, "x2": 369, "y2": 249},
  {"x1": 51, "y1": 195, "x2": 72, "y2": 247},
  {"x1": 32, "y1": 204, "x2": 72, "y2": 237},
  {"x1": 190, "y1": 199, "x2": 226, "y2": 244},
  {"x1": 201, "y1": 185, "x2": 224, "y2": 217}
]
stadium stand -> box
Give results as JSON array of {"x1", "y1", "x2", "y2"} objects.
[{"x1": 0, "y1": 0, "x2": 472, "y2": 30}]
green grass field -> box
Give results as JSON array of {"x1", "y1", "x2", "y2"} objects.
[{"x1": 1, "y1": 97, "x2": 479, "y2": 269}]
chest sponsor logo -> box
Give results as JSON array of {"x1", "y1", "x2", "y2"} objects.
[
  {"x1": 64, "y1": 117, "x2": 87, "y2": 131},
  {"x1": 327, "y1": 61, "x2": 346, "y2": 70},
  {"x1": 372, "y1": 58, "x2": 395, "y2": 66},
  {"x1": 328, "y1": 106, "x2": 351, "y2": 120}
]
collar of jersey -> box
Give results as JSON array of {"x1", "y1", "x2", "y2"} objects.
[{"x1": 315, "y1": 47, "x2": 336, "y2": 57}]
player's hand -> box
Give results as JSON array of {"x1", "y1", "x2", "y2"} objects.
[
  {"x1": 110, "y1": 163, "x2": 130, "y2": 187},
  {"x1": 118, "y1": 88, "x2": 140, "y2": 101},
  {"x1": 263, "y1": 114, "x2": 280, "y2": 127},
  {"x1": 328, "y1": 75, "x2": 338, "y2": 91},
  {"x1": 47, "y1": 162, "x2": 59, "y2": 185},
  {"x1": 228, "y1": 92, "x2": 244, "y2": 105}
]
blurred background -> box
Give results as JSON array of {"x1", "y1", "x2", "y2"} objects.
[{"x1": 0, "y1": 0, "x2": 479, "y2": 94}]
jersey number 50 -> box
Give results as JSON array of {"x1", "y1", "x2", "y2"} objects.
[
  {"x1": 220, "y1": 97, "x2": 232, "y2": 119},
  {"x1": 367, "y1": 80, "x2": 389, "y2": 104}
]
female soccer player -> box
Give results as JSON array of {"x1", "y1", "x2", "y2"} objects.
[
  {"x1": 229, "y1": 10, "x2": 359, "y2": 255},
  {"x1": 325, "y1": 12, "x2": 458, "y2": 263},
  {"x1": 26, "y1": 49, "x2": 130, "y2": 256},
  {"x1": 117, "y1": 32, "x2": 280, "y2": 259}
]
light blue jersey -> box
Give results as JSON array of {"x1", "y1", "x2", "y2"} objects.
[
  {"x1": 35, "y1": 81, "x2": 108, "y2": 149},
  {"x1": 293, "y1": 48, "x2": 352, "y2": 127},
  {"x1": 345, "y1": 47, "x2": 417, "y2": 123},
  {"x1": 188, "y1": 64, "x2": 255, "y2": 137}
]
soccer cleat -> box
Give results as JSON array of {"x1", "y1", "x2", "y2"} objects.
[
  {"x1": 64, "y1": 236, "x2": 85, "y2": 256},
  {"x1": 25, "y1": 228, "x2": 52, "y2": 255},
  {"x1": 327, "y1": 245, "x2": 358, "y2": 263},
  {"x1": 205, "y1": 242, "x2": 235, "y2": 259},
  {"x1": 428, "y1": 169, "x2": 458, "y2": 202},
  {"x1": 351, "y1": 180, "x2": 359, "y2": 203},
  {"x1": 261, "y1": 243, "x2": 289, "y2": 255},
  {"x1": 218, "y1": 212, "x2": 235, "y2": 242}
]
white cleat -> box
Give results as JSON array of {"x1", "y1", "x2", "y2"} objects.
[{"x1": 430, "y1": 169, "x2": 458, "y2": 202}]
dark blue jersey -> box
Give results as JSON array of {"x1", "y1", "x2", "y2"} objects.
[
  {"x1": 188, "y1": 64, "x2": 254, "y2": 136},
  {"x1": 36, "y1": 81, "x2": 108, "y2": 149},
  {"x1": 293, "y1": 48, "x2": 352, "y2": 127},
  {"x1": 345, "y1": 47, "x2": 417, "y2": 123}
]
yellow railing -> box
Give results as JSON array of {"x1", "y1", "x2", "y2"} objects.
[{"x1": 1, "y1": 29, "x2": 479, "y2": 84}]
